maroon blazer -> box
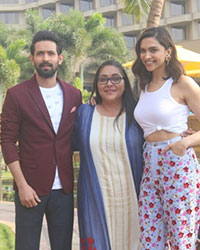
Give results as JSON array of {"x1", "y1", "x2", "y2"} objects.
[{"x1": 1, "y1": 75, "x2": 82, "y2": 196}]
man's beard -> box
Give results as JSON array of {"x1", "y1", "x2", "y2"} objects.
[{"x1": 35, "y1": 62, "x2": 58, "y2": 78}]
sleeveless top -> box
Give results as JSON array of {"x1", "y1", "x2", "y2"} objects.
[{"x1": 134, "y1": 77, "x2": 190, "y2": 138}]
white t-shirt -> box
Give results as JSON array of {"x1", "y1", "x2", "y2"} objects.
[{"x1": 40, "y1": 83, "x2": 63, "y2": 189}]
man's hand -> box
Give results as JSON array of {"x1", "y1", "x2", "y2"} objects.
[
  {"x1": 8, "y1": 160, "x2": 41, "y2": 208},
  {"x1": 18, "y1": 183, "x2": 41, "y2": 208}
]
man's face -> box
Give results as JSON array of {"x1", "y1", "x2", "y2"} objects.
[{"x1": 30, "y1": 40, "x2": 63, "y2": 79}]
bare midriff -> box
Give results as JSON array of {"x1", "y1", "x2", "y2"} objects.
[{"x1": 145, "y1": 130, "x2": 180, "y2": 142}]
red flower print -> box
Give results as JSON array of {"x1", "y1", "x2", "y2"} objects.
[
  {"x1": 175, "y1": 208, "x2": 181, "y2": 214},
  {"x1": 165, "y1": 211, "x2": 170, "y2": 216},
  {"x1": 195, "y1": 207, "x2": 199, "y2": 212},
  {"x1": 172, "y1": 220, "x2": 176, "y2": 225},
  {"x1": 145, "y1": 237, "x2": 151, "y2": 242},
  {"x1": 187, "y1": 233, "x2": 192, "y2": 237},
  {"x1": 156, "y1": 169, "x2": 161, "y2": 175},
  {"x1": 198, "y1": 220, "x2": 200, "y2": 225},
  {"x1": 158, "y1": 148, "x2": 162, "y2": 154},
  {"x1": 81, "y1": 238, "x2": 85, "y2": 244},
  {"x1": 182, "y1": 220, "x2": 187, "y2": 225},
  {"x1": 88, "y1": 237, "x2": 94, "y2": 244},
  {"x1": 192, "y1": 154, "x2": 195, "y2": 159},
  {"x1": 140, "y1": 226, "x2": 144, "y2": 232},
  {"x1": 143, "y1": 191, "x2": 148, "y2": 197},
  {"x1": 81, "y1": 246, "x2": 86, "y2": 250},
  {"x1": 149, "y1": 202, "x2": 154, "y2": 208},
  {"x1": 170, "y1": 161, "x2": 175, "y2": 166},
  {"x1": 139, "y1": 201, "x2": 142, "y2": 207},
  {"x1": 186, "y1": 244, "x2": 191, "y2": 249},
  {"x1": 174, "y1": 174, "x2": 180, "y2": 179},
  {"x1": 180, "y1": 196, "x2": 186, "y2": 201},
  {"x1": 179, "y1": 232, "x2": 184, "y2": 238},
  {"x1": 174, "y1": 246, "x2": 179, "y2": 250},
  {"x1": 156, "y1": 213, "x2": 161, "y2": 219},
  {"x1": 145, "y1": 177, "x2": 150, "y2": 182},
  {"x1": 168, "y1": 199, "x2": 173, "y2": 204},
  {"x1": 183, "y1": 167, "x2": 189, "y2": 172},
  {"x1": 88, "y1": 246, "x2": 92, "y2": 250},
  {"x1": 151, "y1": 226, "x2": 156, "y2": 231},
  {"x1": 170, "y1": 185, "x2": 175, "y2": 189},
  {"x1": 197, "y1": 183, "x2": 200, "y2": 188},
  {"x1": 186, "y1": 209, "x2": 192, "y2": 214},
  {"x1": 184, "y1": 183, "x2": 189, "y2": 188},
  {"x1": 155, "y1": 180, "x2": 159, "y2": 185},
  {"x1": 163, "y1": 176, "x2": 169, "y2": 182},
  {"x1": 144, "y1": 214, "x2": 149, "y2": 219},
  {"x1": 157, "y1": 236, "x2": 161, "y2": 241},
  {"x1": 158, "y1": 161, "x2": 163, "y2": 166}
]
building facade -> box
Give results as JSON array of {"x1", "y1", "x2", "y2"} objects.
[{"x1": 0, "y1": 0, "x2": 200, "y2": 53}]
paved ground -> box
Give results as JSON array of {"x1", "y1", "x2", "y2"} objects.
[{"x1": 0, "y1": 201, "x2": 79, "y2": 250}]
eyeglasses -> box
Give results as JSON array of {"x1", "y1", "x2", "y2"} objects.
[{"x1": 98, "y1": 75, "x2": 124, "y2": 85}]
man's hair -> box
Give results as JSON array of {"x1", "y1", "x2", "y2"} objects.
[{"x1": 30, "y1": 30, "x2": 62, "y2": 55}]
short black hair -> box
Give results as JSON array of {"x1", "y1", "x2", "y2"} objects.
[{"x1": 30, "y1": 30, "x2": 62, "y2": 55}]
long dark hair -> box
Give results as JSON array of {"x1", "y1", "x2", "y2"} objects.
[
  {"x1": 132, "y1": 27, "x2": 184, "y2": 90},
  {"x1": 90, "y1": 60, "x2": 137, "y2": 127}
]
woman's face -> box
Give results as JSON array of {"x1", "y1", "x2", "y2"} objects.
[
  {"x1": 139, "y1": 37, "x2": 171, "y2": 73},
  {"x1": 97, "y1": 65, "x2": 125, "y2": 103}
]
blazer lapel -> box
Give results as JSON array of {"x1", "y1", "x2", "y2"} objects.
[{"x1": 27, "y1": 75, "x2": 55, "y2": 132}]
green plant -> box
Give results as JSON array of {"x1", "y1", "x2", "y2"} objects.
[{"x1": 0, "y1": 223, "x2": 15, "y2": 250}]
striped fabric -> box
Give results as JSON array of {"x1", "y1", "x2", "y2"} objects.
[{"x1": 90, "y1": 109, "x2": 141, "y2": 250}]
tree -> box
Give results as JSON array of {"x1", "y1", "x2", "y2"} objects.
[
  {"x1": 121, "y1": 0, "x2": 166, "y2": 27},
  {"x1": 146, "y1": 0, "x2": 165, "y2": 27},
  {"x1": 0, "y1": 45, "x2": 20, "y2": 110},
  {"x1": 19, "y1": 9, "x2": 130, "y2": 83}
]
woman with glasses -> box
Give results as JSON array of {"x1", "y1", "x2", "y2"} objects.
[
  {"x1": 133, "y1": 27, "x2": 200, "y2": 249},
  {"x1": 73, "y1": 60, "x2": 143, "y2": 250}
]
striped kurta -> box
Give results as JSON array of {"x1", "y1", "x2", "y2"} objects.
[
  {"x1": 89, "y1": 109, "x2": 140, "y2": 250},
  {"x1": 75, "y1": 104, "x2": 144, "y2": 250}
]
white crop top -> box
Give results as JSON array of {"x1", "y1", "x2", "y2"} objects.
[{"x1": 134, "y1": 77, "x2": 190, "y2": 138}]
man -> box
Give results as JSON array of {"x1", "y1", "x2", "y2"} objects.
[{"x1": 1, "y1": 30, "x2": 82, "y2": 250}]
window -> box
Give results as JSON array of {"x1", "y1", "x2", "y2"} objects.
[
  {"x1": 79, "y1": 0, "x2": 93, "y2": 11},
  {"x1": 197, "y1": 0, "x2": 200, "y2": 11},
  {"x1": 100, "y1": 0, "x2": 115, "y2": 7},
  {"x1": 42, "y1": 7, "x2": 56, "y2": 19},
  {"x1": 60, "y1": 3, "x2": 73, "y2": 13},
  {"x1": 170, "y1": 1, "x2": 185, "y2": 16},
  {"x1": 124, "y1": 34, "x2": 137, "y2": 49},
  {"x1": 104, "y1": 16, "x2": 115, "y2": 27},
  {"x1": 0, "y1": 0, "x2": 18, "y2": 3},
  {"x1": 171, "y1": 26, "x2": 186, "y2": 41},
  {"x1": 0, "y1": 12, "x2": 19, "y2": 24},
  {"x1": 122, "y1": 13, "x2": 134, "y2": 26}
]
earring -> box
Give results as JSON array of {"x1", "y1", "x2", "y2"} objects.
[{"x1": 165, "y1": 54, "x2": 171, "y2": 66}]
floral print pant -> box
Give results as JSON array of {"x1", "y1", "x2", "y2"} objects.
[{"x1": 139, "y1": 137, "x2": 200, "y2": 250}]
